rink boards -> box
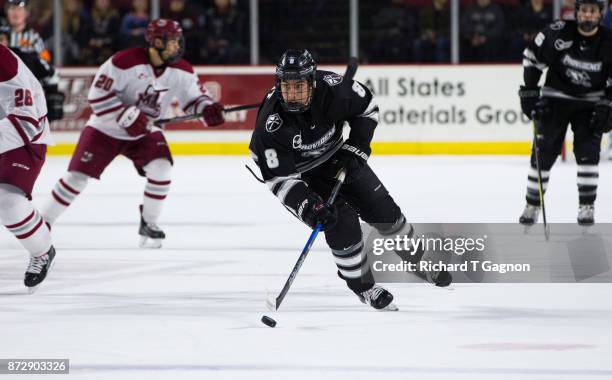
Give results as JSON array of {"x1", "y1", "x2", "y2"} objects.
[{"x1": 49, "y1": 65, "x2": 551, "y2": 155}]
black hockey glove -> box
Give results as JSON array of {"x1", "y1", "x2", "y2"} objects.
[
  {"x1": 590, "y1": 99, "x2": 612, "y2": 133},
  {"x1": 330, "y1": 141, "x2": 370, "y2": 184},
  {"x1": 44, "y1": 86, "x2": 65, "y2": 121},
  {"x1": 300, "y1": 194, "x2": 338, "y2": 231},
  {"x1": 518, "y1": 85, "x2": 541, "y2": 120}
]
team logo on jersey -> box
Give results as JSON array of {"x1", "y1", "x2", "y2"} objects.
[
  {"x1": 550, "y1": 20, "x2": 565, "y2": 30},
  {"x1": 554, "y1": 39, "x2": 573, "y2": 51},
  {"x1": 265, "y1": 113, "x2": 283, "y2": 132},
  {"x1": 292, "y1": 134, "x2": 302, "y2": 149},
  {"x1": 137, "y1": 85, "x2": 167, "y2": 118},
  {"x1": 323, "y1": 74, "x2": 343, "y2": 86},
  {"x1": 562, "y1": 54, "x2": 602, "y2": 72},
  {"x1": 565, "y1": 68, "x2": 592, "y2": 87}
]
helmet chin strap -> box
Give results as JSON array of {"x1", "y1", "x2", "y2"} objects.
[{"x1": 578, "y1": 20, "x2": 599, "y2": 33}]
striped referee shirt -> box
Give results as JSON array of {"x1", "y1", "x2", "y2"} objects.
[{"x1": 5, "y1": 26, "x2": 50, "y2": 62}]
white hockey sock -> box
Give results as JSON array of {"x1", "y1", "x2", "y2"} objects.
[
  {"x1": 0, "y1": 184, "x2": 51, "y2": 257},
  {"x1": 142, "y1": 159, "x2": 172, "y2": 224},
  {"x1": 577, "y1": 164, "x2": 599, "y2": 205},
  {"x1": 526, "y1": 166, "x2": 550, "y2": 205},
  {"x1": 42, "y1": 171, "x2": 89, "y2": 224}
]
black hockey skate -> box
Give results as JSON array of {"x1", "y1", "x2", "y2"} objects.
[
  {"x1": 356, "y1": 285, "x2": 398, "y2": 311},
  {"x1": 577, "y1": 204, "x2": 594, "y2": 226},
  {"x1": 24, "y1": 246, "x2": 56, "y2": 293},
  {"x1": 138, "y1": 205, "x2": 165, "y2": 248}
]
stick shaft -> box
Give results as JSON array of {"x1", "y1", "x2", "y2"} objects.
[
  {"x1": 153, "y1": 103, "x2": 260, "y2": 127},
  {"x1": 273, "y1": 170, "x2": 346, "y2": 310},
  {"x1": 532, "y1": 118, "x2": 549, "y2": 240}
]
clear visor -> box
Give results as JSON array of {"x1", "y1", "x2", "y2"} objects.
[{"x1": 280, "y1": 79, "x2": 312, "y2": 111}]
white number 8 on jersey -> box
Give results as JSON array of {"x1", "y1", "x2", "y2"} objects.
[
  {"x1": 352, "y1": 82, "x2": 366, "y2": 97},
  {"x1": 265, "y1": 148, "x2": 279, "y2": 168}
]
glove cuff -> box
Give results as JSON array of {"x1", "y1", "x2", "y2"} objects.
[
  {"x1": 341, "y1": 140, "x2": 370, "y2": 161},
  {"x1": 518, "y1": 86, "x2": 540, "y2": 98}
]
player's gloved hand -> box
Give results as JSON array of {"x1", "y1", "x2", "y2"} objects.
[
  {"x1": 43, "y1": 85, "x2": 65, "y2": 121},
  {"x1": 518, "y1": 85, "x2": 541, "y2": 120},
  {"x1": 117, "y1": 105, "x2": 150, "y2": 137},
  {"x1": 301, "y1": 195, "x2": 338, "y2": 231},
  {"x1": 45, "y1": 91, "x2": 65, "y2": 121},
  {"x1": 590, "y1": 99, "x2": 612, "y2": 133},
  {"x1": 201, "y1": 102, "x2": 225, "y2": 127},
  {"x1": 330, "y1": 141, "x2": 370, "y2": 184}
]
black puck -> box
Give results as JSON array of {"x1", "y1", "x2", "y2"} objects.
[{"x1": 261, "y1": 315, "x2": 277, "y2": 328}]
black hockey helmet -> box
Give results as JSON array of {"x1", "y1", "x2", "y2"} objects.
[
  {"x1": 575, "y1": 0, "x2": 606, "y2": 11},
  {"x1": 575, "y1": 0, "x2": 606, "y2": 32},
  {"x1": 275, "y1": 49, "x2": 316, "y2": 113}
]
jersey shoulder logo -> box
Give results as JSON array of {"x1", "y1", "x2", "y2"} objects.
[
  {"x1": 323, "y1": 73, "x2": 343, "y2": 86},
  {"x1": 554, "y1": 39, "x2": 573, "y2": 51},
  {"x1": 265, "y1": 113, "x2": 283, "y2": 132},
  {"x1": 549, "y1": 20, "x2": 566, "y2": 31},
  {"x1": 534, "y1": 32, "x2": 545, "y2": 47}
]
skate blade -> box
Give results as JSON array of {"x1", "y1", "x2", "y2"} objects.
[
  {"x1": 27, "y1": 285, "x2": 40, "y2": 294},
  {"x1": 522, "y1": 224, "x2": 535, "y2": 234},
  {"x1": 380, "y1": 302, "x2": 399, "y2": 312},
  {"x1": 139, "y1": 236, "x2": 163, "y2": 249}
]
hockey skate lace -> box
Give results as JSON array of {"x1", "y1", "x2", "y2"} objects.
[
  {"x1": 27, "y1": 254, "x2": 48, "y2": 274},
  {"x1": 363, "y1": 286, "x2": 385, "y2": 303}
]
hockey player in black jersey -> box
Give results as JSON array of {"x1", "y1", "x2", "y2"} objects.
[
  {"x1": 249, "y1": 50, "x2": 451, "y2": 311},
  {"x1": 518, "y1": 0, "x2": 612, "y2": 226}
]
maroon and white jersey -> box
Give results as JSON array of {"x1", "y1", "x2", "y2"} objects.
[
  {"x1": 0, "y1": 45, "x2": 52, "y2": 154},
  {"x1": 86, "y1": 48, "x2": 214, "y2": 140}
]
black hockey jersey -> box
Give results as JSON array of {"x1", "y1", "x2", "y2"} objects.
[
  {"x1": 523, "y1": 20, "x2": 612, "y2": 101},
  {"x1": 249, "y1": 69, "x2": 379, "y2": 217}
]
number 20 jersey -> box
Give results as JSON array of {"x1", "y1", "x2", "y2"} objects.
[{"x1": 85, "y1": 47, "x2": 214, "y2": 140}]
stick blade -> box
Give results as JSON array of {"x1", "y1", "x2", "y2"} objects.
[{"x1": 265, "y1": 292, "x2": 278, "y2": 311}]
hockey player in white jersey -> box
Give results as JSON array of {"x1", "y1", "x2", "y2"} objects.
[
  {"x1": 0, "y1": 44, "x2": 55, "y2": 291},
  {"x1": 41, "y1": 19, "x2": 225, "y2": 248}
]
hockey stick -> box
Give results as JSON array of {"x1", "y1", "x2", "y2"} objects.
[
  {"x1": 153, "y1": 103, "x2": 260, "y2": 127},
  {"x1": 531, "y1": 115, "x2": 550, "y2": 241},
  {"x1": 266, "y1": 170, "x2": 346, "y2": 311}
]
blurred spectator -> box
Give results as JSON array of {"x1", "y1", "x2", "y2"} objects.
[
  {"x1": 164, "y1": 0, "x2": 202, "y2": 62},
  {"x1": 414, "y1": 0, "x2": 450, "y2": 62},
  {"x1": 200, "y1": 0, "x2": 248, "y2": 64},
  {"x1": 509, "y1": 0, "x2": 551, "y2": 61},
  {"x1": 55, "y1": 0, "x2": 84, "y2": 64},
  {"x1": 603, "y1": 0, "x2": 612, "y2": 28},
  {"x1": 460, "y1": 0, "x2": 505, "y2": 62},
  {"x1": 27, "y1": 0, "x2": 52, "y2": 37},
  {"x1": 119, "y1": 0, "x2": 149, "y2": 49},
  {"x1": 367, "y1": 0, "x2": 416, "y2": 63},
  {"x1": 560, "y1": 0, "x2": 576, "y2": 20},
  {"x1": 80, "y1": 0, "x2": 121, "y2": 65}
]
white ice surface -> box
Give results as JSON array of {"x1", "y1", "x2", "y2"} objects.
[{"x1": 1, "y1": 155, "x2": 612, "y2": 379}]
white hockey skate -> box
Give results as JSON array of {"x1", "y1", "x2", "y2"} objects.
[
  {"x1": 519, "y1": 204, "x2": 540, "y2": 226},
  {"x1": 357, "y1": 285, "x2": 398, "y2": 311},
  {"x1": 24, "y1": 246, "x2": 56, "y2": 294},
  {"x1": 577, "y1": 204, "x2": 594, "y2": 226}
]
